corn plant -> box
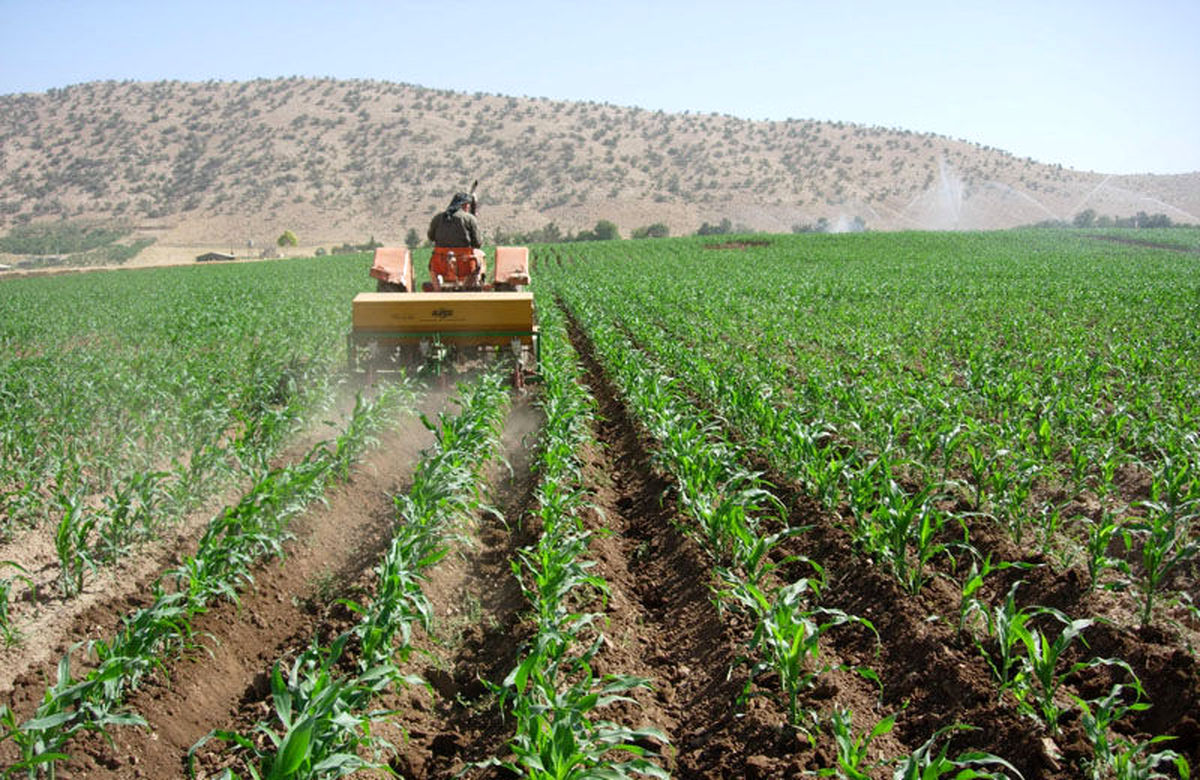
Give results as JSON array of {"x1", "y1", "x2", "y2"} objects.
[
  {"x1": 94, "y1": 469, "x2": 168, "y2": 563},
  {"x1": 0, "y1": 560, "x2": 33, "y2": 646},
  {"x1": 722, "y1": 522, "x2": 814, "y2": 591},
  {"x1": 792, "y1": 422, "x2": 851, "y2": 509},
  {"x1": 53, "y1": 496, "x2": 99, "y2": 598},
  {"x1": 1126, "y1": 495, "x2": 1198, "y2": 627},
  {"x1": 956, "y1": 554, "x2": 1030, "y2": 639},
  {"x1": 1082, "y1": 511, "x2": 1131, "y2": 592},
  {"x1": 860, "y1": 480, "x2": 950, "y2": 595},
  {"x1": 723, "y1": 576, "x2": 876, "y2": 728},
  {"x1": 191, "y1": 635, "x2": 392, "y2": 780},
  {"x1": 1071, "y1": 682, "x2": 1191, "y2": 780},
  {"x1": 813, "y1": 707, "x2": 897, "y2": 779},
  {"x1": 976, "y1": 582, "x2": 1033, "y2": 691},
  {"x1": 890, "y1": 724, "x2": 1023, "y2": 779},
  {"x1": 0, "y1": 643, "x2": 148, "y2": 779},
  {"x1": 1008, "y1": 608, "x2": 1122, "y2": 733},
  {"x1": 503, "y1": 661, "x2": 669, "y2": 780},
  {"x1": 1106, "y1": 743, "x2": 1191, "y2": 780}
]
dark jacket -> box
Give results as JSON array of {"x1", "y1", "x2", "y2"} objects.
[{"x1": 427, "y1": 209, "x2": 482, "y2": 248}]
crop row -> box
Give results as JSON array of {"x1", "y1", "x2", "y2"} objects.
[
  {"x1": 489, "y1": 300, "x2": 670, "y2": 778},
  {"x1": 541, "y1": 232, "x2": 1199, "y2": 626},
  {"x1": 0, "y1": 255, "x2": 378, "y2": 649},
  {"x1": 187, "y1": 368, "x2": 507, "y2": 778},
  {"x1": 553, "y1": 289, "x2": 1030, "y2": 777},
  {"x1": 540, "y1": 231, "x2": 1197, "y2": 778},
  {"x1": 0, "y1": 380, "x2": 416, "y2": 778}
]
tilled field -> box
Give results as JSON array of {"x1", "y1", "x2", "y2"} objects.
[
  {"x1": 8, "y1": 321, "x2": 1194, "y2": 779},
  {"x1": 3, "y1": 232, "x2": 1199, "y2": 779}
]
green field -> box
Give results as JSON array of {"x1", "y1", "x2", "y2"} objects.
[{"x1": 2, "y1": 229, "x2": 1197, "y2": 779}]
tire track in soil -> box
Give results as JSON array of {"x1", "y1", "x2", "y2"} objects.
[{"x1": 20, "y1": 395, "x2": 446, "y2": 779}]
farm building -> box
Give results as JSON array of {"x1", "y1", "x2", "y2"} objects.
[{"x1": 196, "y1": 252, "x2": 236, "y2": 262}]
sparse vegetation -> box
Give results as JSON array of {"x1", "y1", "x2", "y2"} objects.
[
  {"x1": 632, "y1": 222, "x2": 669, "y2": 239},
  {"x1": 0, "y1": 78, "x2": 1193, "y2": 245}
]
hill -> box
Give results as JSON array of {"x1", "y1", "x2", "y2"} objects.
[{"x1": 1, "y1": 78, "x2": 1198, "y2": 264}]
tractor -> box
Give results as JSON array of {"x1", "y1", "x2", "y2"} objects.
[{"x1": 348, "y1": 245, "x2": 539, "y2": 387}]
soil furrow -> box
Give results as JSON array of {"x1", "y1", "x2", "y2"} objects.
[
  {"x1": 597, "y1": 304, "x2": 1199, "y2": 776},
  {"x1": 381, "y1": 396, "x2": 544, "y2": 779},
  {"x1": 0, "y1": 385, "x2": 382, "y2": 698},
  {"x1": 28, "y1": 403, "x2": 442, "y2": 779},
  {"x1": 563, "y1": 312, "x2": 890, "y2": 778}
]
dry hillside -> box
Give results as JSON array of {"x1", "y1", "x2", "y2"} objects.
[{"x1": 1, "y1": 78, "x2": 1197, "y2": 263}]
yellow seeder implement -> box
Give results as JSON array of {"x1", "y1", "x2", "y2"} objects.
[{"x1": 349, "y1": 246, "x2": 539, "y2": 386}]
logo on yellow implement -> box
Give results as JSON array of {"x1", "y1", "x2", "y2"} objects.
[{"x1": 432, "y1": 308, "x2": 454, "y2": 319}]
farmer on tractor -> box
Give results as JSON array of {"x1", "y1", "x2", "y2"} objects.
[{"x1": 425, "y1": 189, "x2": 485, "y2": 291}]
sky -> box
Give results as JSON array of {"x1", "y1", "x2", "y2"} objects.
[{"x1": 1, "y1": 0, "x2": 1197, "y2": 175}]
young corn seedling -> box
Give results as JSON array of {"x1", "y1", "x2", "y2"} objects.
[
  {"x1": 956, "y1": 554, "x2": 1030, "y2": 640},
  {"x1": 1068, "y1": 442, "x2": 1092, "y2": 494},
  {"x1": 1107, "y1": 741, "x2": 1191, "y2": 780},
  {"x1": 965, "y1": 443, "x2": 1002, "y2": 512},
  {"x1": 1081, "y1": 510, "x2": 1131, "y2": 593},
  {"x1": 706, "y1": 474, "x2": 787, "y2": 568},
  {"x1": 724, "y1": 520, "x2": 814, "y2": 591},
  {"x1": 1127, "y1": 490, "x2": 1198, "y2": 626},
  {"x1": 813, "y1": 707, "x2": 897, "y2": 779},
  {"x1": 515, "y1": 528, "x2": 608, "y2": 629},
  {"x1": 890, "y1": 723, "x2": 1023, "y2": 779},
  {"x1": 54, "y1": 495, "x2": 99, "y2": 598},
  {"x1": 725, "y1": 577, "x2": 876, "y2": 729},
  {"x1": 1071, "y1": 682, "x2": 1187, "y2": 780},
  {"x1": 190, "y1": 636, "x2": 388, "y2": 780},
  {"x1": 1009, "y1": 607, "x2": 1125, "y2": 733},
  {"x1": 501, "y1": 647, "x2": 669, "y2": 780},
  {"x1": 863, "y1": 480, "x2": 949, "y2": 595},
  {"x1": 94, "y1": 469, "x2": 168, "y2": 563},
  {"x1": 2, "y1": 642, "x2": 148, "y2": 777},
  {"x1": 977, "y1": 582, "x2": 1033, "y2": 691},
  {"x1": 347, "y1": 530, "x2": 439, "y2": 670},
  {"x1": 0, "y1": 560, "x2": 34, "y2": 646},
  {"x1": 792, "y1": 422, "x2": 849, "y2": 509}
]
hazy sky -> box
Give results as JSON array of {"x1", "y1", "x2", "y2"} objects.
[{"x1": 2, "y1": 0, "x2": 1197, "y2": 175}]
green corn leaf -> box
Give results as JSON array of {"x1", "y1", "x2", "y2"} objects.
[{"x1": 269, "y1": 716, "x2": 314, "y2": 779}]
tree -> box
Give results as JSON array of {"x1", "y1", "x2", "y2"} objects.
[
  {"x1": 1073, "y1": 209, "x2": 1096, "y2": 228},
  {"x1": 592, "y1": 219, "x2": 620, "y2": 241},
  {"x1": 404, "y1": 228, "x2": 420, "y2": 250},
  {"x1": 277, "y1": 230, "x2": 298, "y2": 248},
  {"x1": 697, "y1": 218, "x2": 732, "y2": 236},
  {"x1": 632, "y1": 222, "x2": 669, "y2": 239}
]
